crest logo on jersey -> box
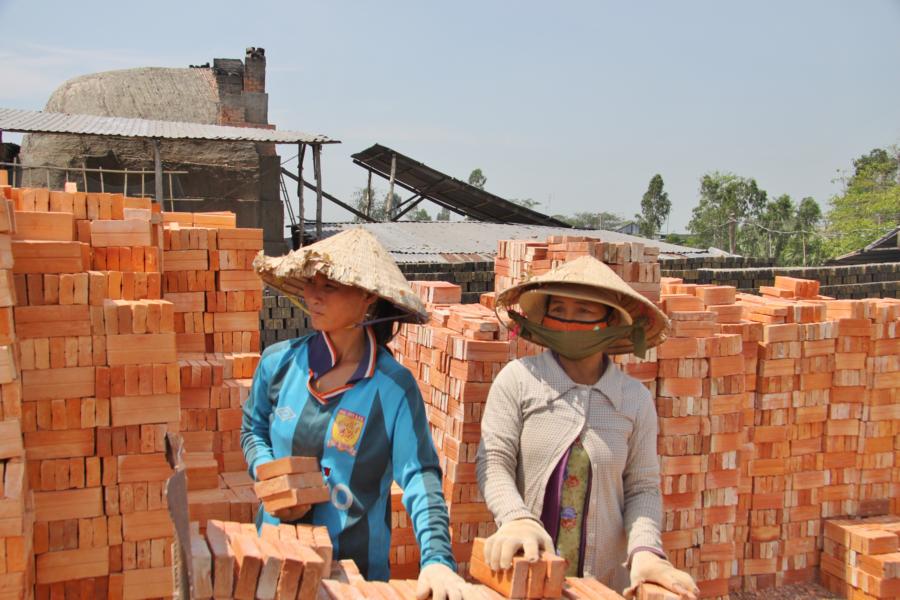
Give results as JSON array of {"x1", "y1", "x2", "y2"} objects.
[
  {"x1": 274, "y1": 406, "x2": 296, "y2": 422},
  {"x1": 327, "y1": 409, "x2": 365, "y2": 456}
]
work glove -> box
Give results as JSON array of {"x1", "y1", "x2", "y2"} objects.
[
  {"x1": 624, "y1": 551, "x2": 699, "y2": 600},
  {"x1": 272, "y1": 504, "x2": 310, "y2": 523},
  {"x1": 416, "y1": 563, "x2": 483, "y2": 600},
  {"x1": 483, "y1": 518, "x2": 554, "y2": 571}
]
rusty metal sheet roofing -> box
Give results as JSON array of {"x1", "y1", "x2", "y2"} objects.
[
  {"x1": 304, "y1": 221, "x2": 707, "y2": 263},
  {"x1": 352, "y1": 144, "x2": 571, "y2": 227},
  {"x1": 0, "y1": 107, "x2": 337, "y2": 144}
]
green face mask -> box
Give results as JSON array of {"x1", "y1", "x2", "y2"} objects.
[{"x1": 508, "y1": 310, "x2": 648, "y2": 360}]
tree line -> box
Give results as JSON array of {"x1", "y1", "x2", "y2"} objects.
[{"x1": 352, "y1": 147, "x2": 899, "y2": 266}]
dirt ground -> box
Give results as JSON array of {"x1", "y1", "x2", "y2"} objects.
[{"x1": 729, "y1": 583, "x2": 842, "y2": 599}]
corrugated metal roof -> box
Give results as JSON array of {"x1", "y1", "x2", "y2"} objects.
[
  {"x1": 0, "y1": 107, "x2": 337, "y2": 144},
  {"x1": 828, "y1": 225, "x2": 900, "y2": 265},
  {"x1": 352, "y1": 144, "x2": 571, "y2": 227},
  {"x1": 303, "y1": 221, "x2": 709, "y2": 263}
]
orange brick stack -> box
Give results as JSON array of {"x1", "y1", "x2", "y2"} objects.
[
  {"x1": 391, "y1": 289, "x2": 514, "y2": 576},
  {"x1": 161, "y1": 213, "x2": 263, "y2": 355},
  {"x1": 0, "y1": 196, "x2": 34, "y2": 600},
  {"x1": 654, "y1": 286, "x2": 746, "y2": 599},
  {"x1": 389, "y1": 483, "x2": 418, "y2": 579},
  {"x1": 860, "y1": 299, "x2": 900, "y2": 519},
  {"x1": 495, "y1": 236, "x2": 661, "y2": 302},
  {"x1": 0, "y1": 187, "x2": 178, "y2": 599},
  {"x1": 191, "y1": 520, "x2": 331, "y2": 600},
  {"x1": 821, "y1": 515, "x2": 900, "y2": 599}
]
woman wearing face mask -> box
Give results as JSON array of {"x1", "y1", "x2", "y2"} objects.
[
  {"x1": 476, "y1": 256, "x2": 698, "y2": 599},
  {"x1": 243, "y1": 229, "x2": 478, "y2": 600}
]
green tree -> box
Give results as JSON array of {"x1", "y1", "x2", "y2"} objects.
[
  {"x1": 407, "y1": 208, "x2": 432, "y2": 222},
  {"x1": 555, "y1": 212, "x2": 626, "y2": 230},
  {"x1": 687, "y1": 172, "x2": 768, "y2": 254},
  {"x1": 790, "y1": 196, "x2": 823, "y2": 266},
  {"x1": 436, "y1": 207, "x2": 451, "y2": 221},
  {"x1": 759, "y1": 194, "x2": 795, "y2": 261},
  {"x1": 468, "y1": 168, "x2": 487, "y2": 189},
  {"x1": 510, "y1": 198, "x2": 541, "y2": 210},
  {"x1": 825, "y1": 147, "x2": 900, "y2": 258},
  {"x1": 636, "y1": 174, "x2": 671, "y2": 239},
  {"x1": 353, "y1": 187, "x2": 385, "y2": 221}
]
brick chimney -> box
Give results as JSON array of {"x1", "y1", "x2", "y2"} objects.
[{"x1": 244, "y1": 47, "x2": 266, "y2": 93}]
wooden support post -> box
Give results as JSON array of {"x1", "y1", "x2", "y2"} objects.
[
  {"x1": 385, "y1": 154, "x2": 397, "y2": 220},
  {"x1": 153, "y1": 139, "x2": 163, "y2": 205},
  {"x1": 313, "y1": 144, "x2": 323, "y2": 239},
  {"x1": 46, "y1": 167, "x2": 51, "y2": 190},
  {"x1": 168, "y1": 172, "x2": 175, "y2": 211},
  {"x1": 82, "y1": 161, "x2": 88, "y2": 193},
  {"x1": 297, "y1": 144, "x2": 305, "y2": 248},
  {"x1": 366, "y1": 170, "x2": 373, "y2": 217}
]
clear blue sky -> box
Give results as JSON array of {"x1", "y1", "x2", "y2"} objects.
[{"x1": 1, "y1": 0, "x2": 899, "y2": 230}]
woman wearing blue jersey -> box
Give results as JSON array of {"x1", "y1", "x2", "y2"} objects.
[{"x1": 243, "y1": 228, "x2": 478, "y2": 600}]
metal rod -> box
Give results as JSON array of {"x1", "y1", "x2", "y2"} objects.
[
  {"x1": 123, "y1": 168, "x2": 128, "y2": 196},
  {"x1": 82, "y1": 162, "x2": 88, "y2": 192},
  {"x1": 313, "y1": 144, "x2": 324, "y2": 239},
  {"x1": 46, "y1": 168, "x2": 51, "y2": 190},
  {"x1": 99, "y1": 166, "x2": 104, "y2": 193},
  {"x1": 141, "y1": 172, "x2": 145, "y2": 198},
  {"x1": 153, "y1": 139, "x2": 163, "y2": 204},
  {"x1": 12, "y1": 156, "x2": 17, "y2": 187}
]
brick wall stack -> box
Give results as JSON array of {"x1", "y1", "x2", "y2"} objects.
[
  {"x1": 1, "y1": 187, "x2": 178, "y2": 599},
  {"x1": 820, "y1": 516, "x2": 900, "y2": 599},
  {"x1": 0, "y1": 186, "x2": 269, "y2": 599},
  {"x1": 0, "y1": 199, "x2": 34, "y2": 600},
  {"x1": 654, "y1": 286, "x2": 745, "y2": 599},
  {"x1": 160, "y1": 213, "x2": 264, "y2": 535}
]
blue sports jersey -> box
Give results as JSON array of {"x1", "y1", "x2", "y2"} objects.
[{"x1": 241, "y1": 328, "x2": 456, "y2": 580}]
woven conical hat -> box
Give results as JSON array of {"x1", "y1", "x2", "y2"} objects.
[
  {"x1": 495, "y1": 255, "x2": 670, "y2": 354},
  {"x1": 253, "y1": 228, "x2": 428, "y2": 323}
]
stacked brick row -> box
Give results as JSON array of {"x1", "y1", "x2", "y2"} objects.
[
  {"x1": 0, "y1": 197, "x2": 34, "y2": 600},
  {"x1": 1, "y1": 187, "x2": 178, "y2": 599}
]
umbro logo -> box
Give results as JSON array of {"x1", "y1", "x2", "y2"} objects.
[{"x1": 274, "y1": 407, "x2": 297, "y2": 422}]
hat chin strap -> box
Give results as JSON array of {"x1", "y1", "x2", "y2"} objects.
[{"x1": 284, "y1": 294, "x2": 407, "y2": 330}]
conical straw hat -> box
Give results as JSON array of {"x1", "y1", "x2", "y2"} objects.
[
  {"x1": 495, "y1": 255, "x2": 670, "y2": 354},
  {"x1": 253, "y1": 228, "x2": 428, "y2": 324}
]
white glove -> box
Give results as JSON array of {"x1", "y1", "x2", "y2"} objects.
[
  {"x1": 416, "y1": 563, "x2": 483, "y2": 600},
  {"x1": 483, "y1": 518, "x2": 553, "y2": 571},
  {"x1": 624, "y1": 551, "x2": 698, "y2": 600}
]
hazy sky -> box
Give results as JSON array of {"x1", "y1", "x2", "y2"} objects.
[{"x1": 1, "y1": 0, "x2": 899, "y2": 230}]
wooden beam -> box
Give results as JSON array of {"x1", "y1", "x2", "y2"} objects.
[
  {"x1": 152, "y1": 139, "x2": 163, "y2": 206},
  {"x1": 313, "y1": 144, "x2": 323, "y2": 238},
  {"x1": 385, "y1": 154, "x2": 397, "y2": 219},
  {"x1": 392, "y1": 195, "x2": 427, "y2": 221},
  {"x1": 297, "y1": 144, "x2": 305, "y2": 248},
  {"x1": 281, "y1": 169, "x2": 375, "y2": 223}
]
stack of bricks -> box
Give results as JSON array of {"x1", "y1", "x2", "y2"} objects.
[
  {"x1": 391, "y1": 285, "x2": 511, "y2": 577},
  {"x1": 654, "y1": 284, "x2": 746, "y2": 599},
  {"x1": 0, "y1": 187, "x2": 179, "y2": 599},
  {"x1": 863, "y1": 299, "x2": 900, "y2": 518},
  {"x1": 495, "y1": 236, "x2": 661, "y2": 302},
  {"x1": 0, "y1": 195, "x2": 34, "y2": 599},
  {"x1": 189, "y1": 520, "x2": 331, "y2": 600},
  {"x1": 161, "y1": 212, "x2": 264, "y2": 534},
  {"x1": 821, "y1": 515, "x2": 900, "y2": 599},
  {"x1": 389, "y1": 483, "x2": 418, "y2": 579},
  {"x1": 177, "y1": 352, "x2": 259, "y2": 529},
  {"x1": 161, "y1": 212, "x2": 263, "y2": 355}
]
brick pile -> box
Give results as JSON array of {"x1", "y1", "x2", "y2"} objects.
[
  {"x1": 820, "y1": 515, "x2": 900, "y2": 599},
  {"x1": 0, "y1": 185, "x2": 268, "y2": 599},
  {"x1": 0, "y1": 196, "x2": 34, "y2": 600}
]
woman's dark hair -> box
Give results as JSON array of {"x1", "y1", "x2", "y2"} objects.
[{"x1": 370, "y1": 298, "x2": 405, "y2": 348}]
